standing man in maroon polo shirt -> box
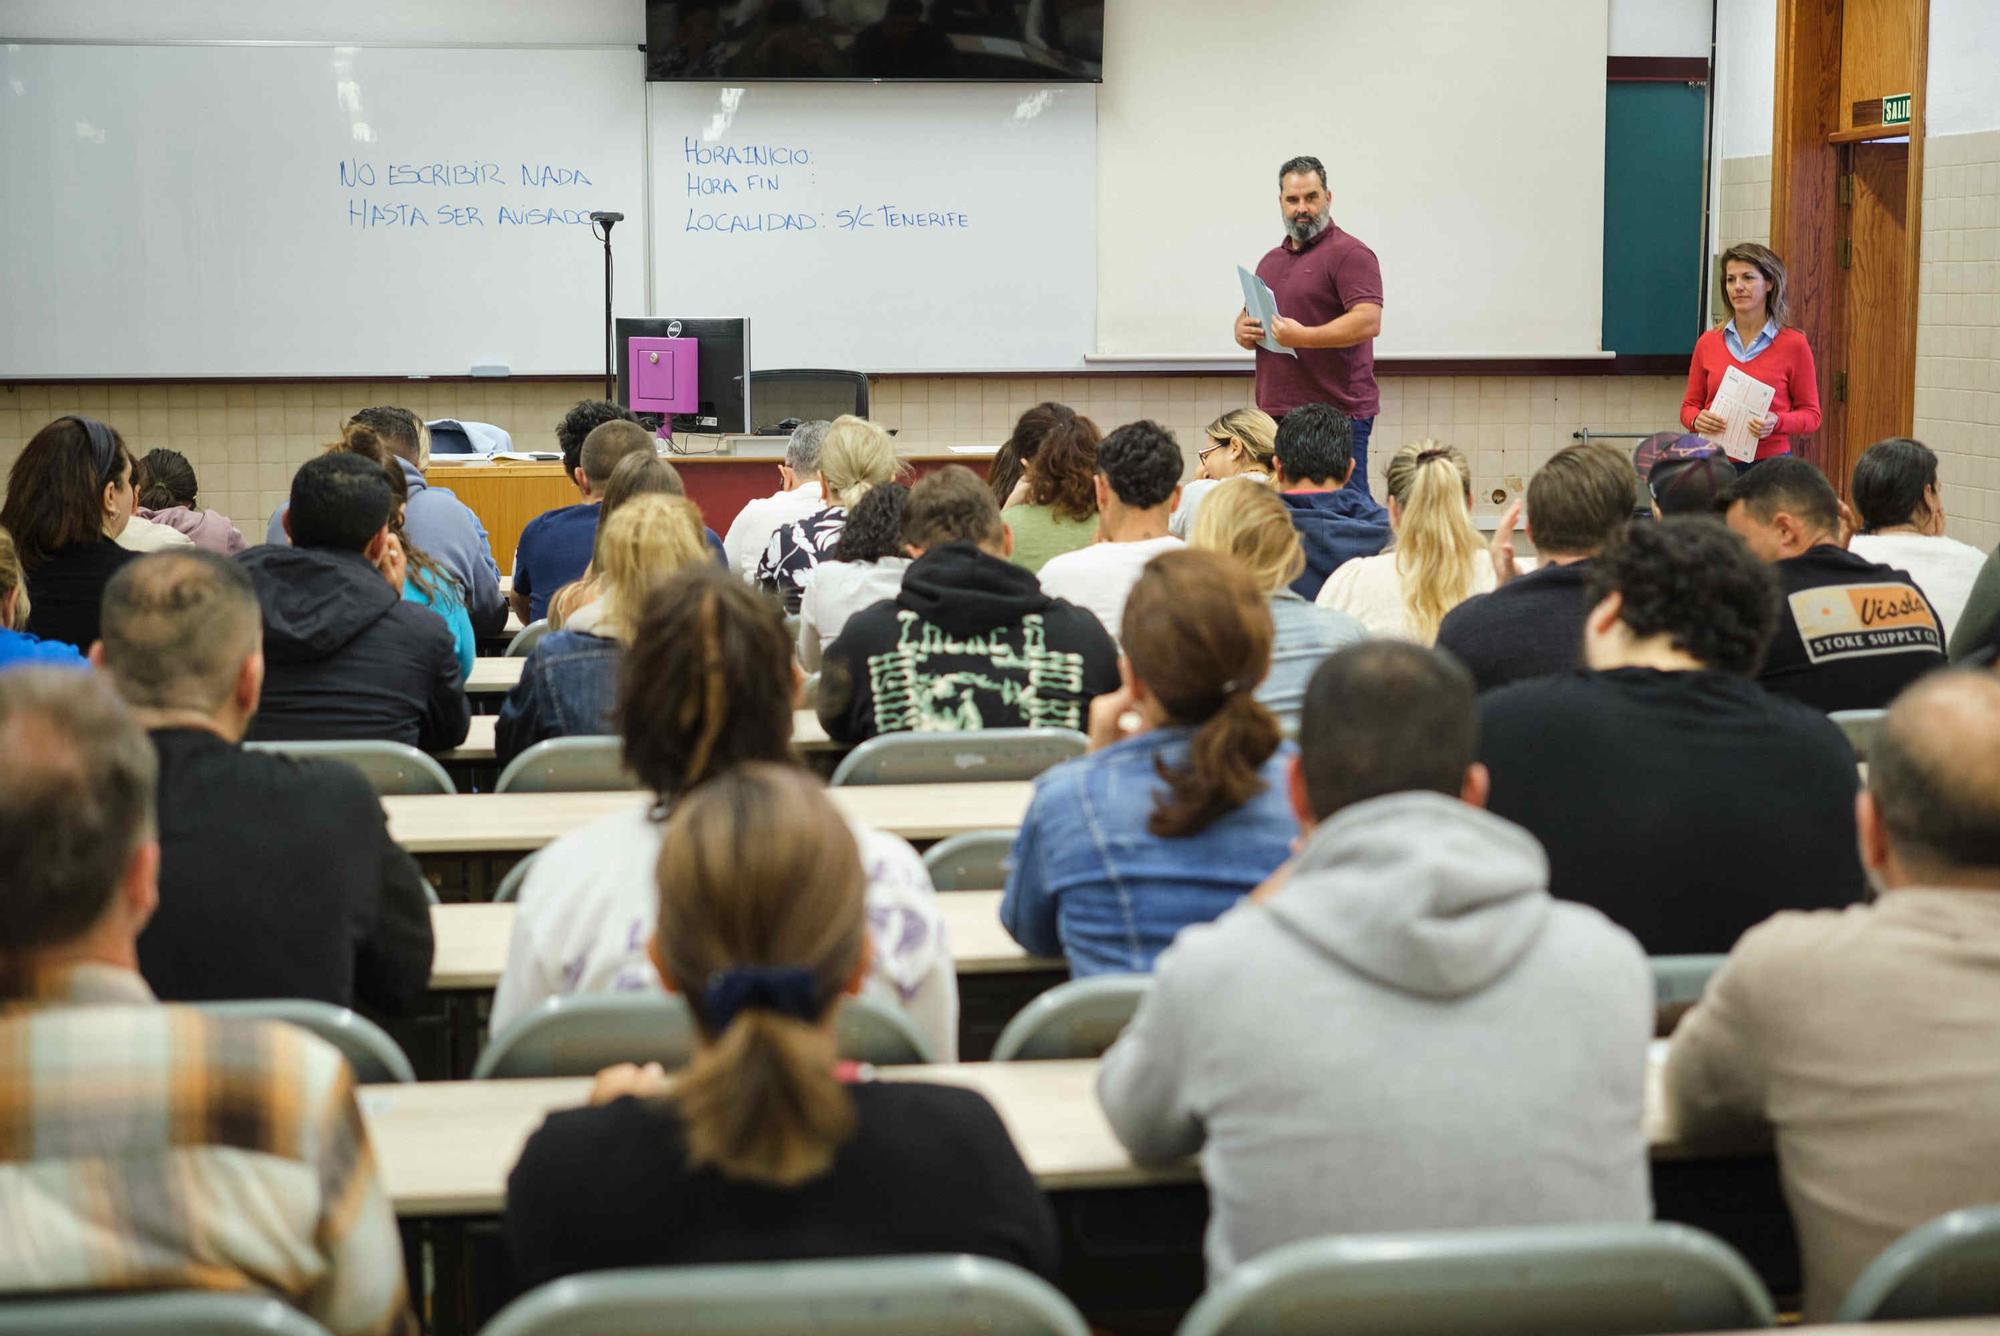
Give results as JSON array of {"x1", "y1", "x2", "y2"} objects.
[{"x1": 1234, "y1": 155, "x2": 1385, "y2": 496}]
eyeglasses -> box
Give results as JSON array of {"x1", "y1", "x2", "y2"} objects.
[{"x1": 1198, "y1": 438, "x2": 1233, "y2": 461}]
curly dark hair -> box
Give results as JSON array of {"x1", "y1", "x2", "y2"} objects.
[
  {"x1": 989, "y1": 402, "x2": 1079, "y2": 505},
  {"x1": 556, "y1": 399, "x2": 640, "y2": 474},
  {"x1": 1097, "y1": 419, "x2": 1185, "y2": 510},
  {"x1": 1586, "y1": 517, "x2": 1778, "y2": 676},
  {"x1": 1021, "y1": 412, "x2": 1102, "y2": 522},
  {"x1": 834, "y1": 481, "x2": 910, "y2": 562}
]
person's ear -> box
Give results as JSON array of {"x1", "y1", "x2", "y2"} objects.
[
  {"x1": 1093, "y1": 474, "x2": 1112, "y2": 512},
  {"x1": 120, "y1": 839, "x2": 161, "y2": 935},
  {"x1": 572, "y1": 465, "x2": 590, "y2": 493},
  {"x1": 1339, "y1": 458, "x2": 1357, "y2": 488},
  {"x1": 1168, "y1": 483, "x2": 1183, "y2": 512},
  {"x1": 237, "y1": 649, "x2": 265, "y2": 716},
  {"x1": 1856, "y1": 790, "x2": 1890, "y2": 875},
  {"x1": 1287, "y1": 753, "x2": 1316, "y2": 829},
  {"x1": 902, "y1": 542, "x2": 926, "y2": 560},
  {"x1": 647, "y1": 935, "x2": 679, "y2": 994},
  {"x1": 101, "y1": 480, "x2": 120, "y2": 516},
  {"x1": 88, "y1": 640, "x2": 107, "y2": 669},
  {"x1": 1459, "y1": 762, "x2": 1491, "y2": 811},
  {"x1": 843, "y1": 932, "x2": 873, "y2": 998},
  {"x1": 1585, "y1": 591, "x2": 1623, "y2": 640},
  {"x1": 280, "y1": 509, "x2": 293, "y2": 541},
  {"x1": 364, "y1": 527, "x2": 391, "y2": 562}
]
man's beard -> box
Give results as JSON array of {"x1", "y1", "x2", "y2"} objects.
[{"x1": 1284, "y1": 208, "x2": 1331, "y2": 245}]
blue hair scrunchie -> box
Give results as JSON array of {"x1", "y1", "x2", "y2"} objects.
[{"x1": 703, "y1": 965, "x2": 824, "y2": 1031}]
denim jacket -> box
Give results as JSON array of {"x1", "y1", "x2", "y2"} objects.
[
  {"x1": 1001, "y1": 728, "x2": 1300, "y2": 977},
  {"x1": 495, "y1": 629, "x2": 621, "y2": 767}
]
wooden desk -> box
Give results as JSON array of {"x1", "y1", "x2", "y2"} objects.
[
  {"x1": 427, "y1": 890, "x2": 1051, "y2": 993},
  {"x1": 466, "y1": 658, "x2": 524, "y2": 695},
  {"x1": 438, "y1": 711, "x2": 833, "y2": 764},
  {"x1": 364, "y1": 1041, "x2": 1734, "y2": 1219},
  {"x1": 387, "y1": 781, "x2": 1031, "y2": 855}
]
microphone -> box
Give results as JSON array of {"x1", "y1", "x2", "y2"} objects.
[{"x1": 589, "y1": 211, "x2": 625, "y2": 225}]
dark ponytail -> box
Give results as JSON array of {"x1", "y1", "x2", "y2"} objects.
[
  {"x1": 1120, "y1": 549, "x2": 1282, "y2": 837},
  {"x1": 136, "y1": 448, "x2": 199, "y2": 511}
]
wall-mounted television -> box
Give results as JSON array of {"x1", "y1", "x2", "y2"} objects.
[{"x1": 645, "y1": 1, "x2": 1104, "y2": 82}]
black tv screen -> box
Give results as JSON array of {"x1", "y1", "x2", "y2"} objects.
[{"x1": 646, "y1": 1, "x2": 1104, "y2": 82}]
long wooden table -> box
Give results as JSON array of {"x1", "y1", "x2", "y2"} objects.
[
  {"x1": 434, "y1": 709, "x2": 833, "y2": 764},
  {"x1": 428, "y1": 890, "x2": 1047, "y2": 993},
  {"x1": 387, "y1": 781, "x2": 1030, "y2": 855}
]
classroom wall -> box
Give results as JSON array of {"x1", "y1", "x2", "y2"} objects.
[
  {"x1": 1711, "y1": 0, "x2": 1776, "y2": 252},
  {"x1": 0, "y1": 374, "x2": 1690, "y2": 544},
  {"x1": 1916, "y1": 1, "x2": 2000, "y2": 552}
]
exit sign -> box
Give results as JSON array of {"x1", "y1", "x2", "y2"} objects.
[{"x1": 1884, "y1": 93, "x2": 1912, "y2": 126}]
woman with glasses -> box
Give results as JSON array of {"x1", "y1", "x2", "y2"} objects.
[
  {"x1": 1170, "y1": 407, "x2": 1277, "y2": 538},
  {"x1": 0, "y1": 416, "x2": 141, "y2": 649}
]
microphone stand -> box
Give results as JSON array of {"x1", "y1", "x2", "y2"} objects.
[{"x1": 591, "y1": 215, "x2": 618, "y2": 401}]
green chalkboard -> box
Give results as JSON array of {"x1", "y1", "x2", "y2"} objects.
[{"x1": 1602, "y1": 80, "x2": 1707, "y2": 357}]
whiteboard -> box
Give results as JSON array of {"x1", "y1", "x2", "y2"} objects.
[
  {"x1": 1096, "y1": 0, "x2": 1610, "y2": 360},
  {"x1": 646, "y1": 82, "x2": 1096, "y2": 372},
  {"x1": 0, "y1": 43, "x2": 647, "y2": 377}
]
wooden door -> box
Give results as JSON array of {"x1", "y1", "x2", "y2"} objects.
[{"x1": 1838, "y1": 141, "x2": 1915, "y2": 482}]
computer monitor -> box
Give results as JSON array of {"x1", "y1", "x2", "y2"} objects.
[{"x1": 615, "y1": 316, "x2": 750, "y2": 437}]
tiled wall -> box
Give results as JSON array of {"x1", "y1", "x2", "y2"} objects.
[
  {"x1": 0, "y1": 373, "x2": 1690, "y2": 541},
  {"x1": 1916, "y1": 130, "x2": 2000, "y2": 552},
  {"x1": 1718, "y1": 154, "x2": 1773, "y2": 248}
]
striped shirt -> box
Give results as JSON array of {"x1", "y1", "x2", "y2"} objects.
[{"x1": 0, "y1": 965, "x2": 415, "y2": 1336}]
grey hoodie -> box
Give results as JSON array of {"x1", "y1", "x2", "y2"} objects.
[{"x1": 1097, "y1": 790, "x2": 1653, "y2": 1279}]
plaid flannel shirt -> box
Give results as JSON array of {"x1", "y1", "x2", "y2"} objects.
[{"x1": 0, "y1": 964, "x2": 415, "y2": 1335}]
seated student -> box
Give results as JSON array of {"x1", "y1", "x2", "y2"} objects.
[
  {"x1": 1479, "y1": 518, "x2": 1867, "y2": 954},
  {"x1": 818, "y1": 465, "x2": 1118, "y2": 742},
  {"x1": 1098, "y1": 641, "x2": 1651, "y2": 1279},
  {"x1": 1003, "y1": 550, "x2": 1297, "y2": 976},
  {"x1": 1665, "y1": 669, "x2": 2000, "y2": 1322},
  {"x1": 1317, "y1": 441, "x2": 1494, "y2": 643},
  {"x1": 133, "y1": 448, "x2": 246, "y2": 554},
  {"x1": 267, "y1": 406, "x2": 507, "y2": 636},
  {"x1": 93, "y1": 551, "x2": 433, "y2": 1012},
  {"x1": 547, "y1": 451, "x2": 689, "y2": 627},
  {"x1": 723, "y1": 419, "x2": 831, "y2": 579},
  {"x1": 240, "y1": 453, "x2": 469, "y2": 752},
  {"x1": 1268, "y1": 403, "x2": 1389, "y2": 600},
  {"x1": 1002, "y1": 408, "x2": 1103, "y2": 574},
  {"x1": 0, "y1": 669, "x2": 415, "y2": 1334},
  {"x1": 1171, "y1": 406, "x2": 1278, "y2": 539},
  {"x1": 497, "y1": 495, "x2": 708, "y2": 767},
  {"x1": 510, "y1": 401, "x2": 646, "y2": 623},
  {"x1": 0, "y1": 525, "x2": 85, "y2": 671},
  {"x1": 1036, "y1": 420, "x2": 1186, "y2": 646},
  {"x1": 797, "y1": 481, "x2": 912, "y2": 672},
  {"x1": 1722, "y1": 458, "x2": 1946, "y2": 711},
  {"x1": 504, "y1": 764, "x2": 1056, "y2": 1289},
  {"x1": 985, "y1": 401, "x2": 1079, "y2": 513},
  {"x1": 490, "y1": 567, "x2": 957, "y2": 1057},
  {"x1": 1847, "y1": 436, "x2": 1987, "y2": 641},
  {"x1": 1188, "y1": 480, "x2": 1364, "y2": 730},
  {"x1": 1437, "y1": 440, "x2": 1634, "y2": 690},
  {"x1": 757, "y1": 415, "x2": 903, "y2": 611},
  {"x1": 1954, "y1": 543, "x2": 2000, "y2": 661},
  {"x1": 1643, "y1": 437, "x2": 1737, "y2": 518},
  {"x1": 0, "y1": 415, "x2": 141, "y2": 649},
  {"x1": 334, "y1": 421, "x2": 477, "y2": 681}
]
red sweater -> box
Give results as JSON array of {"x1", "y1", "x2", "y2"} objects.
[{"x1": 1679, "y1": 326, "x2": 1822, "y2": 460}]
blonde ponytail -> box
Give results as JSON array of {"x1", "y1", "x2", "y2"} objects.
[
  {"x1": 1385, "y1": 441, "x2": 1484, "y2": 643},
  {"x1": 656, "y1": 765, "x2": 865, "y2": 1185}
]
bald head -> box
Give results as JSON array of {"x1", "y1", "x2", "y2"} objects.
[
  {"x1": 0, "y1": 669, "x2": 157, "y2": 994},
  {"x1": 1866, "y1": 671, "x2": 2000, "y2": 885},
  {"x1": 98, "y1": 551, "x2": 262, "y2": 718}
]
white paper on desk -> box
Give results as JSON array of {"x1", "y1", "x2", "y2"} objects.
[
  {"x1": 1703, "y1": 367, "x2": 1776, "y2": 463},
  {"x1": 1238, "y1": 265, "x2": 1297, "y2": 357}
]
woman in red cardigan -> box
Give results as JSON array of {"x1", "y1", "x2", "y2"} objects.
[{"x1": 1680, "y1": 242, "x2": 1822, "y2": 465}]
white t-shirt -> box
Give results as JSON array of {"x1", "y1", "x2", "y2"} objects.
[
  {"x1": 1847, "y1": 532, "x2": 1988, "y2": 642},
  {"x1": 797, "y1": 556, "x2": 913, "y2": 671},
  {"x1": 722, "y1": 480, "x2": 825, "y2": 581},
  {"x1": 490, "y1": 804, "x2": 959, "y2": 1059},
  {"x1": 1169, "y1": 473, "x2": 1270, "y2": 540},
  {"x1": 1315, "y1": 549, "x2": 1496, "y2": 643},
  {"x1": 114, "y1": 514, "x2": 195, "y2": 552},
  {"x1": 1036, "y1": 534, "x2": 1185, "y2": 647}
]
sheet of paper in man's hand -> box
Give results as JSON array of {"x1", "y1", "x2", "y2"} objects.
[
  {"x1": 1238, "y1": 266, "x2": 1297, "y2": 358},
  {"x1": 1703, "y1": 366, "x2": 1777, "y2": 463}
]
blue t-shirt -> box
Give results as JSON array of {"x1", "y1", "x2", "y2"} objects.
[
  {"x1": 512, "y1": 503, "x2": 600, "y2": 623},
  {"x1": 0, "y1": 626, "x2": 88, "y2": 672}
]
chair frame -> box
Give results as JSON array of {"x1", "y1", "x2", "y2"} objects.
[
  {"x1": 506, "y1": 618, "x2": 551, "y2": 658},
  {"x1": 829, "y1": 727, "x2": 1086, "y2": 787},
  {"x1": 1836, "y1": 1204, "x2": 2000, "y2": 1322},
  {"x1": 494, "y1": 735, "x2": 638, "y2": 794},
  {"x1": 921, "y1": 829, "x2": 1018, "y2": 892},
  {"x1": 197, "y1": 999, "x2": 417, "y2": 1084},
  {"x1": 242, "y1": 738, "x2": 456, "y2": 796},
  {"x1": 990, "y1": 975, "x2": 1148, "y2": 1062},
  {"x1": 0, "y1": 1291, "x2": 335, "y2": 1335}
]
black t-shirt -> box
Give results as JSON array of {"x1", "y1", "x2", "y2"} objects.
[
  {"x1": 1479, "y1": 668, "x2": 1868, "y2": 955},
  {"x1": 1760, "y1": 545, "x2": 1946, "y2": 712},
  {"x1": 22, "y1": 538, "x2": 138, "y2": 649},
  {"x1": 1435, "y1": 560, "x2": 1593, "y2": 692},
  {"x1": 504, "y1": 1080, "x2": 1061, "y2": 1293}
]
